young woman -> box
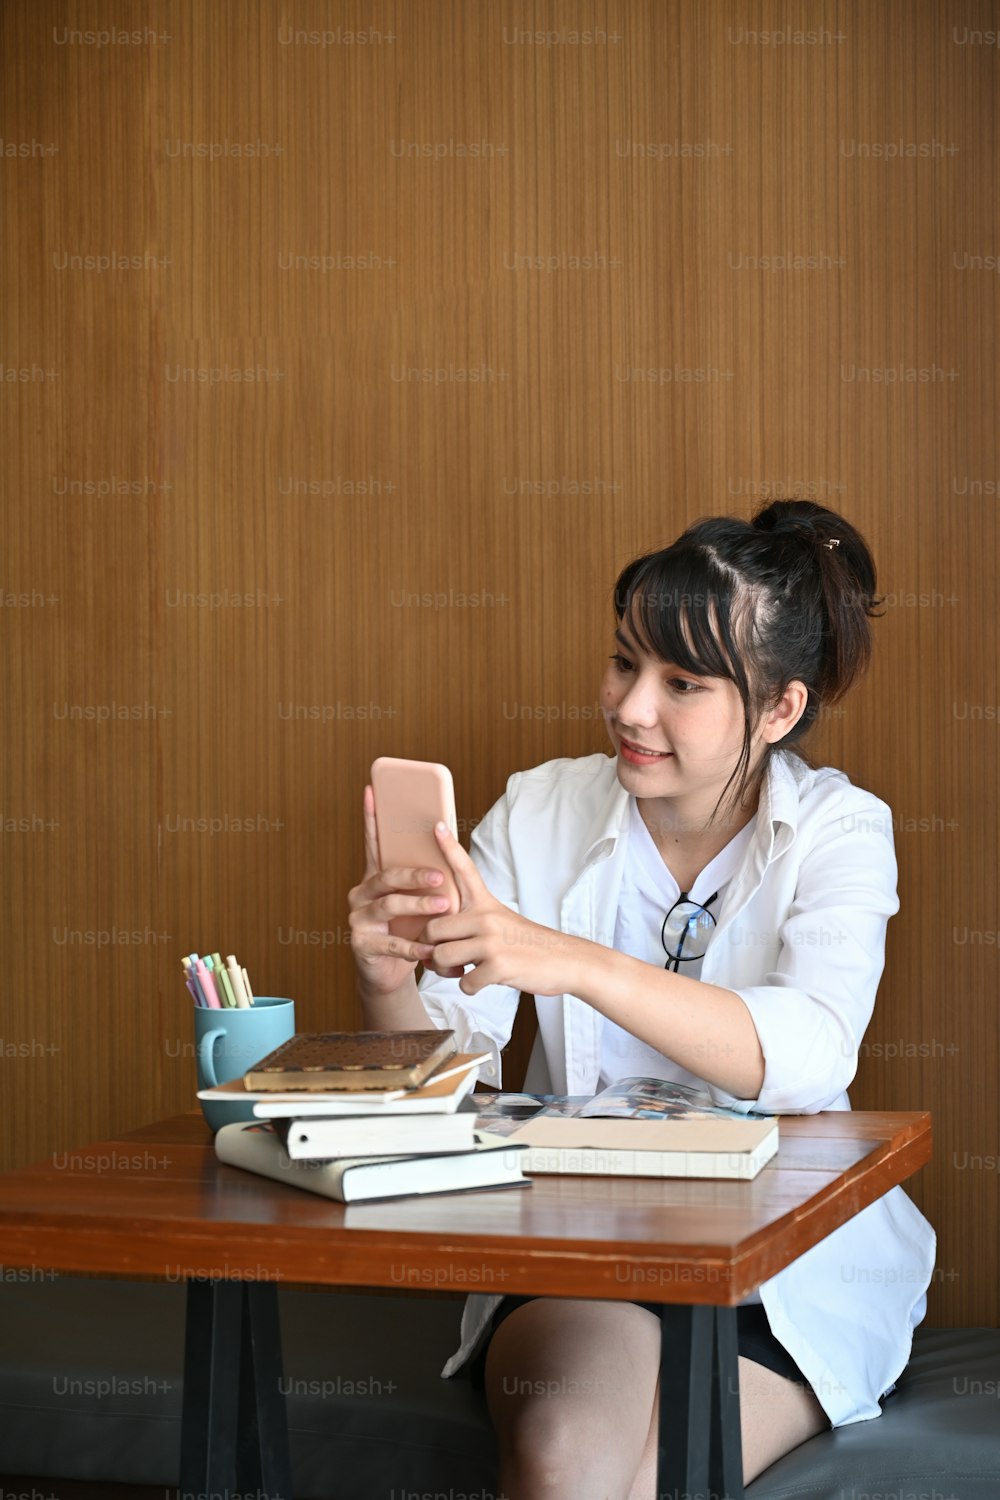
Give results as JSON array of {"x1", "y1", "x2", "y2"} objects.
[{"x1": 348, "y1": 500, "x2": 936, "y2": 1499}]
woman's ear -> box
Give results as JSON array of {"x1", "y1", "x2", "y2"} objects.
[{"x1": 759, "y1": 680, "x2": 809, "y2": 744}]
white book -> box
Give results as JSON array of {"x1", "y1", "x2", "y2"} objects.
[
  {"x1": 280, "y1": 1110, "x2": 476, "y2": 1160},
  {"x1": 215, "y1": 1120, "x2": 530, "y2": 1203}
]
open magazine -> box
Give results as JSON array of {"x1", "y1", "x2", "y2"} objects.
[{"x1": 467, "y1": 1075, "x2": 770, "y2": 1134}]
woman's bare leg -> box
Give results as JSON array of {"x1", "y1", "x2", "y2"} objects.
[
  {"x1": 483, "y1": 1298, "x2": 828, "y2": 1500},
  {"x1": 626, "y1": 1357, "x2": 829, "y2": 1498}
]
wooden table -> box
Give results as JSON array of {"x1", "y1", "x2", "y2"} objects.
[{"x1": 0, "y1": 1107, "x2": 932, "y2": 1500}]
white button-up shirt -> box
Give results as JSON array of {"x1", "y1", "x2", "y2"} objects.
[
  {"x1": 418, "y1": 748, "x2": 937, "y2": 1427},
  {"x1": 600, "y1": 800, "x2": 755, "y2": 1089}
]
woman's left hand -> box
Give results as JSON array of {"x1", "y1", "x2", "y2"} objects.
[{"x1": 420, "y1": 823, "x2": 581, "y2": 997}]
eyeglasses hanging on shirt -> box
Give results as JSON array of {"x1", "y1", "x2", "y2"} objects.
[{"x1": 660, "y1": 891, "x2": 719, "y2": 972}]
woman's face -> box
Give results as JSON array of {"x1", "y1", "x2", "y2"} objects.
[{"x1": 600, "y1": 616, "x2": 756, "y2": 815}]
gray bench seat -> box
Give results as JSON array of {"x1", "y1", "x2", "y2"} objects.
[{"x1": 0, "y1": 1278, "x2": 997, "y2": 1498}]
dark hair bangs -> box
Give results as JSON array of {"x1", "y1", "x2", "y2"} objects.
[
  {"x1": 613, "y1": 544, "x2": 759, "y2": 820},
  {"x1": 614, "y1": 549, "x2": 750, "y2": 702}
]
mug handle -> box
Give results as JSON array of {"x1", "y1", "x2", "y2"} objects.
[{"x1": 198, "y1": 1028, "x2": 226, "y2": 1088}]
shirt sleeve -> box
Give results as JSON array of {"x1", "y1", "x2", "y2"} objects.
[
  {"x1": 709, "y1": 794, "x2": 901, "y2": 1115},
  {"x1": 417, "y1": 779, "x2": 523, "y2": 1090}
]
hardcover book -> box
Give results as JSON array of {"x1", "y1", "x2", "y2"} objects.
[
  {"x1": 215, "y1": 1119, "x2": 530, "y2": 1203},
  {"x1": 244, "y1": 1029, "x2": 457, "y2": 1092},
  {"x1": 272, "y1": 1109, "x2": 477, "y2": 1161},
  {"x1": 198, "y1": 1052, "x2": 487, "y2": 1114},
  {"x1": 472, "y1": 1076, "x2": 778, "y2": 1181},
  {"x1": 249, "y1": 1053, "x2": 486, "y2": 1115}
]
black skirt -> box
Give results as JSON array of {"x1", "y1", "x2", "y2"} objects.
[{"x1": 464, "y1": 1295, "x2": 812, "y2": 1394}]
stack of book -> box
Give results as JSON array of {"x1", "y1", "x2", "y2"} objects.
[
  {"x1": 200, "y1": 1033, "x2": 779, "y2": 1201},
  {"x1": 201, "y1": 1029, "x2": 532, "y2": 1203}
]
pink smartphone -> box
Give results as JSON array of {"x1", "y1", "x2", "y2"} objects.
[{"x1": 370, "y1": 757, "x2": 461, "y2": 942}]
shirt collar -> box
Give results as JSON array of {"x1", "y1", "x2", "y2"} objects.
[
  {"x1": 583, "y1": 748, "x2": 802, "y2": 864},
  {"x1": 754, "y1": 748, "x2": 802, "y2": 860}
]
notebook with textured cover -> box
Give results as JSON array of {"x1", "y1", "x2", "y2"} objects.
[{"x1": 243, "y1": 1029, "x2": 457, "y2": 1092}]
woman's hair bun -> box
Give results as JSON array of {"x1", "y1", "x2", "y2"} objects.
[
  {"x1": 751, "y1": 498, "x2": 842, "y2": 548},
  {"x1": 750, "y1": 499, "x2": 882, "y2": 704}
]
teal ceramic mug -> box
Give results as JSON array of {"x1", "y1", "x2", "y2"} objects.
[{"x1": 195, "y1": 997, "x2": 295, "y2": 1132}]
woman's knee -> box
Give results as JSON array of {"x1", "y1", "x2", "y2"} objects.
[
  {"x1": 490, "y1": 1389, "x2": 595, "y2": 1488},
  {"x1": 482, "y1": 1299, "x2": 659, "y2": 1493}
]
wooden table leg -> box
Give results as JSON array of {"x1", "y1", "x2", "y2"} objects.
[
  {"x1": 656, "y1": 1304, "x2": 743, "y2": 1500},
  {"x1": 180, "y1": 1279, "x2": 294, "y2": 1500}
]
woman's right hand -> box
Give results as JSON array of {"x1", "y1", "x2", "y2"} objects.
[{"x1": 347, "y1": 784, "x2": 455, "y2": 998}]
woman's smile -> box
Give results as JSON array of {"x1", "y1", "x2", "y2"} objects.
[{"x1": 617, "y1": 736, "x2": 674, "y2": 766}]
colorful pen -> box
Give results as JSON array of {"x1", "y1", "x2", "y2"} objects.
[
  {"x1": 183, "y1": 956, "x2": 208, "y2": 1007},
  {"x1": 211, "y1": 952, "x2": 237, "y2": 1007},
  {"x1": 205, "y1": 954, "x2": 232, "y2": 1007},
  {"x1": 195, "y1": 957, "x2": 222, "y2": 1008},
  {"x1": 226, "y1": 954, "x2": 251, "y2": 1008}
]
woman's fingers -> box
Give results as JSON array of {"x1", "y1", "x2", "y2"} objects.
[
  {"x1": 362, "y1": 785, "x2": 381, "y2": 879},
  {"x1": 348, "y1": 866, "x2": 445, "y2": 915},
  {"x1": 349, "y1": 892, "x2": 451, "y2": 940},
  {"x1": 422, "y1": 956, "x2": 466, "y2": 979},
  {"x1": 432, "y1": 822, "x2": 486, "y2": 906}
]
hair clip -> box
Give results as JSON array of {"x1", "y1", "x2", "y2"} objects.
[{"x1": 823, "y1": 538, "x2": 840, "y2": 549}]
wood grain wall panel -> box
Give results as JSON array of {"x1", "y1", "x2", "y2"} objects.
[{"x1": 1, "y1": 0, "x2": 996, "y2": 1325}]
